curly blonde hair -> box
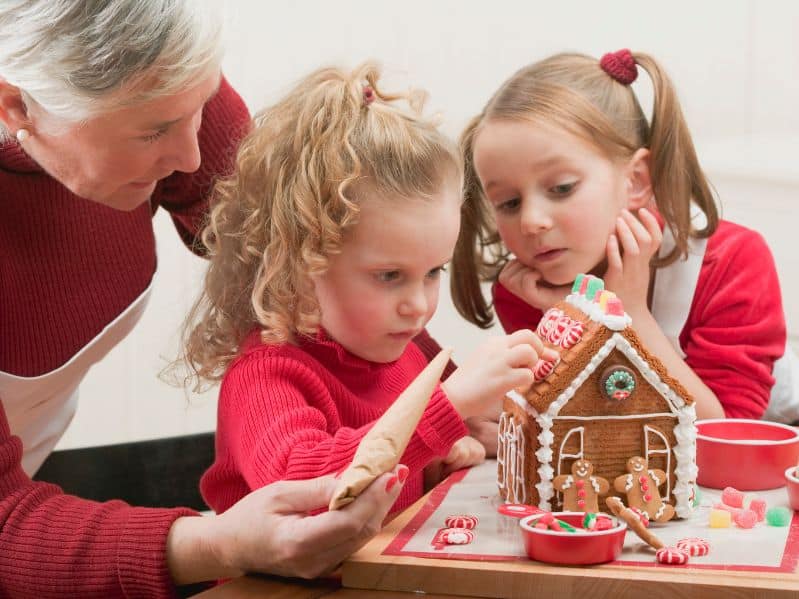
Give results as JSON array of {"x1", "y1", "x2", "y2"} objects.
[
  {"x1": 451, "y1": 51, "x2": 719, "y2": 328},
  {"x1": 180, "y1": 62, "x2": 461, "y2": 388}
]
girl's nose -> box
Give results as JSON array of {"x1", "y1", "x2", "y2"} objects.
[
  {"x1": 398, "y1": 286, "x2": 428, "y2": 318},
  {"x1": 519, "y1": 198, "x2": 553, "y2": 234}
]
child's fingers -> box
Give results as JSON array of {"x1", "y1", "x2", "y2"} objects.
[
  {"x1": 509, "y1": 367, "x2": 535, "y2": 390},
  {"x1": 606, "y1": 233, "x2": 623, "y2": 274},
  {"x1": 621, "y1": 209, "x2": 652, "y2": 248},
  {"x1": 506, "y1": 328, "x2": 545, "y2": 355},
  {"x1": 637, "y1": 208, "x2": 663, "y2": 247},
  {"x1": 507, "y1": 343, "x2": 540, "y2": 371},
  {"x1": 615, "y1": 215, "x2": 640, "y2": 257}
]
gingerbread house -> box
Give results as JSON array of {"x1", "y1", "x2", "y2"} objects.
[{"x1": 497, "y1": 274, "x2": 698, "y2": 519}]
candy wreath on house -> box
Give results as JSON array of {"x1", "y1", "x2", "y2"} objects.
[{"x1": 497, "y1": 274, "x2": 698, "y2": 521}]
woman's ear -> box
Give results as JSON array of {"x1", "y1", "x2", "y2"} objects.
[
  {"x1": 0, "y1": 80, "x2": 31, "y2": 131},
  {"x1": 624, "y1": 148, "x2": 653, "y2": 210}
]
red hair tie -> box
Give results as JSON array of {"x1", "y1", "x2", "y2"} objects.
[
  {"x1": 363, "y1": 85, "x2": 375, "y2": 106},
  {"x1": 600, "y1": 49, "x2": 637, "y2": 85}
]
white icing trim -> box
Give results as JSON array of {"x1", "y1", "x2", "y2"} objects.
[
  {"x1": 566, "y1": 293, "x2": 632, "y2": 331},
  {"x1": 560, "y1": 475, "x2": 573, "y2": 490},
  {"x1": 497, "y1": 412, "x2": 526, "y2": 504},
  {"x1": 554, "y1": 412, "x2": 676, "y2": 421},
  {"x1": 624, "y1": 474, "x2": 633, "y2": 492},
  {"x1": 589, "y1": 476, "x2": 601, "y2": 494},
  {"x1": 550, "y1": 426, "x2": 584, "y2": 510}
]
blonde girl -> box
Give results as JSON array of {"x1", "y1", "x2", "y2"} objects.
[
  {"x1": 182, "y1": 63, "x2": 551, "y2": 514},
  {"x1": 451, "y1": 49, "x2": 790, "y2": 421}
]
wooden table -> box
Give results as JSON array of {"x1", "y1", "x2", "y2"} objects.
[{"x1": 198, "y1": 464, "x2": 799, "y2": 599}]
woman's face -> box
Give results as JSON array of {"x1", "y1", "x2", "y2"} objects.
[{"x1": 15, "y1": 69, "x2": 221, "y2": 211}]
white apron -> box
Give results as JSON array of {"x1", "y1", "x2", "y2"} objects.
[
  {"x1": 0, "y1": 281, "x2": 153, "y2": 475},
  {"x1": 651, "y1": 209, "x2": 798, "y2": 423}
]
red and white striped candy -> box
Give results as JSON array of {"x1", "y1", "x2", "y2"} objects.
[
  {"x1": 558, "y1": 320, "x2": 584, "y2": 349},
  {"x1": 441, "y1": 527, "x2": 474, "y2": 545},
  {"x1": 656, "y1": 546, "x2": 690, "y2": 565},
  {"x1": 533, "y1": 357, "x2": 559, "y2": 382},
  {"x1": 630, "y1": 507, "x2": 650, "y2": 528},
  {"x1": 676, "y1": 537, "x2": 710, "y2": 557},
  {"x1": 444, "y1": 514, "x2": 479, "y2": 529},
  {"x1": 537, "y1": 309, "x2": 563, "y2": 340}
]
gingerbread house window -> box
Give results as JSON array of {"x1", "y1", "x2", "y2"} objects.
[
  {"x1": 644, "y1": 424, "x2": 672, "y2": 498},
  {"x1": 556, "y1": 426, "x2": 585, "y2": 504},
  {"x1": 497, "y1": 412, "x2": 526, "y2": 503}
]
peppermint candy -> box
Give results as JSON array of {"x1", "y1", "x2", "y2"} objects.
[
  {"x1": 537, "y1": 309, "x2": 585, "y2": 349},
  {"x1": 444, "y1": 514, "x2": 479, "y2": 530},
  {"x1": 533, "y1": 357, "x2": 559, "y2": 382},
  {"x1": 656, "y1": 546, "x2": 690, "y2": 565},
  {"x1": 676, "y1": 537, "x2": 710, "y2": 557},
  {"x1": 441, "y1": 527, "x2": 474, "y2": 545}
]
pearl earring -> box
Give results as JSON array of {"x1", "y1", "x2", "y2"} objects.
[{"x1": 16, "y1": 128, "x2": 30, "y2": 143}]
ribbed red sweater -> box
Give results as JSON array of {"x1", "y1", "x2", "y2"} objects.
[
  {"x1": 201, "y1": 329, "x2": 467, "y2": 515},
  {"x1": 0, "y1": 78, "x2": 249, "y2": 596}
]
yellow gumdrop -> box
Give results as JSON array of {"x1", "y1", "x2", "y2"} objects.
[{"x1": 709, "y1": 508, "x2": 732, "y2": 528}]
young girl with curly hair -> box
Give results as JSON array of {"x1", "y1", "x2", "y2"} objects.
[{"x1": 181, "y1": 63, "x2": 551, "y2": 514}]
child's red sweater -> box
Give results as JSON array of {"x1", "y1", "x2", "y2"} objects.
[{"x1": 201, "y1": 329, "x2": 467, "y2": 514}]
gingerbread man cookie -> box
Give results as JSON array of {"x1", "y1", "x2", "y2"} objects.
[
  {"x1": 553, "y1": 459, "x2": 609, "y2": 512},
  {"x1": 613, "y1": 456, "x2": 675, "y2": 523}
]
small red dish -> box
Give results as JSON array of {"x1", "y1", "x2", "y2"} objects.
[
  {"x1": 785, "y1": 466, "x2": 799, "y2": 511},
  {"x1": 519, "y1": 512, "x2": 627, "y2": 565},
  {"x1": 696, "y1": 419, "x2": 799, "y2": 490}
]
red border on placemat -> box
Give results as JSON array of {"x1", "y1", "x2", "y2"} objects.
[{"x1": 383, "y1": 471, "x2": 799, "y2": 572}]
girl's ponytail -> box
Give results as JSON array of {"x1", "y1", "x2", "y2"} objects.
[{"x1": 634, "y1": 53, "x2": 719, "y2": 265}]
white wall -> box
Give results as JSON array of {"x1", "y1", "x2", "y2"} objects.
[{"x1": 57, "y1": 0, "x2": 799, "y2": 449}]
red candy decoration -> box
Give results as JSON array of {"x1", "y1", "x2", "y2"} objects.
[
  {"x1": 656, "y1": 546, "x2": 690, "y2": 565},
  {"x1": 441, "y1": 527, "x2": 474, "y2": 545},
  {"x1": 676, "y1": 537, "x2": 710, "y2": 557},
  {"x1": 629, "y1": 507, "x2": 650, "y2": 528},
  {"x1": 600, "y1": 49, "x2": 638, "y2": 85},
  {"x1": 444, "y1": 514, "x2": 479, "y2": 530},
  {"x1": 498, "y1": 503, "x2": 544, "y2": 518}
]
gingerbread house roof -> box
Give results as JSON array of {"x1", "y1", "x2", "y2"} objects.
[{"x1": 524, "y1": 274, "x2": 695, "y2": 416}]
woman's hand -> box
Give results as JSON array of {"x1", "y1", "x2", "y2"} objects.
[
  {"x1": 603, "y1": 207, "x2": 662, "y2": 318},
  {"x1": 441, "y1": 329, "x2": 558, "y2": 420},
  {"x1": 498, "y1": 259, "x2": 571, "y2": 312},
  {"x1": 166, "y1": 466, "x2": 406, "y2": 584},
  {"x1": 442, "y1": 435, "x2": 486, "y2": 475}
]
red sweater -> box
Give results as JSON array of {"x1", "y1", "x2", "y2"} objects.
[
  {"x1": 493, "y1": 220, "x2": 786, "y2": 419},
  {"x1": 201, "y1": 329, "x2": 467, "y2": 515},
  {"x1": 0, "y1": 79, "x2": 249, "y2": 596}
]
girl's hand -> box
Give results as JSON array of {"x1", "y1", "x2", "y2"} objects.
[
  {"x1": 442, "y1": 435, "x2": 486, "y2": 476},
  {"x1": 498, "y1": 259, "x2": 571, "y2": 312},
  {"x1": 604, "y1": 207, "x2": 662, "y2": 317},
  {"x1": 466, "y1": 416, "x2": 499, "y2": 458},
  {"x1": 441, "y1": 329, "x2": 558, "y2": 420}
]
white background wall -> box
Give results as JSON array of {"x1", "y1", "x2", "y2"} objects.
[{"x1": 58, "y1": 0, "x2": 799, "y2": 449}]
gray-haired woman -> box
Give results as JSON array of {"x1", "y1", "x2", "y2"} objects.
[{"x1": 0, "y1": 1, "x2": 405, "y2": 595}]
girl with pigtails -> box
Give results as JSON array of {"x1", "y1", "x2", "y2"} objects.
[
  {"x1": 181, "y1": 63, "x2": 553, "y2": 515},
  {"x1": 451, "y1": 49, "x2": 794, "y2": 422}
]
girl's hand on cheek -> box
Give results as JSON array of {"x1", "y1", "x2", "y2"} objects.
[
  {"x1": 441, "y1": 329, "x2": 559, "y2": 420},
  {"x1": 499, "y1": 259, "x2": 571, "y2": 311},
  {"x1": 604, "y1": 207, "x2": 662, "y2": 317}
]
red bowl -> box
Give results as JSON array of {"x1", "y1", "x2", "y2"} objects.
[
  {"x1": 786, "y1": 466, "x2": 799, "y2": 511},
  {"x1": 696, "y1": 419, "x2": 799, "y2": 490},
  {"x1": 519, "y1": 512, "x2": 627, "y2": 565}
]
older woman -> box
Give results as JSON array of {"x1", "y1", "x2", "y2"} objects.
[{"x1": 0, "y1": 1, "x2": 405, "y2": 596}]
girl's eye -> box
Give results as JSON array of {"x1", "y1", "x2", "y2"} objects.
[
  {"x1": 375, "y1": 271, "x2": 400, "y2": 283},
  {"x1": 495, "y1": 197, "x2": 521, "y2": 213},
  {"x1": 550, "y1": 181, "x2": 577, "y2": 196},
  {"x1": 426, "y1": 265, "x2": 447, "y2": 279}
]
